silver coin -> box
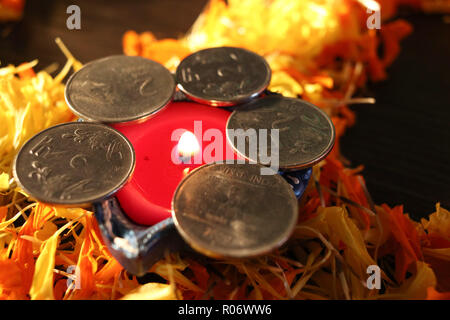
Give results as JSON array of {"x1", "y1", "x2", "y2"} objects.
[
  {"x1": 175, "y1": 47, "x2": 271, "y2": 106},
  {"x1": 226, "y1": 96, "x2": 335, "y2": 170},
  {"x1": 172, "y1": 163, "x2": 298, "y2": 258},
  {"x1": 13, "y1": 122, "x2": 135, "y2": 206},
  {"x1": 65, "y1": 55, "x2": 175, "y2": 123}
]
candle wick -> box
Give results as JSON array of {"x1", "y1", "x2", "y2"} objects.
[{"x1": 179, "y1": 154, "x2": 193, "y2": 164}]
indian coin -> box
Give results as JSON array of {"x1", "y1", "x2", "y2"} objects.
[
  {"x1": 13, "y1": 122, "x2": 135, "y2": 206},
  {"x1": 65, "y1": 55, "x2": 175, "y2": 123},
  {"x1": 226, "y1": 96, "x2": 335, "y2": 170},
  {"x1": 172, "y1": 163, "x2": 298, "y2": 258},
  {"x1": 175, "y1": 47, "x2": 271, "y2": 106}
]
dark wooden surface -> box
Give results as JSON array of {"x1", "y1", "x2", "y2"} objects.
[{"x1": 1, "y1": 0, "x2": 449, "y2": 220}]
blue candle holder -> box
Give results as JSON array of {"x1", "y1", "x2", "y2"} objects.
[
  {"x1": 94, "y1": 166, "x2": 312, "y2": 276},
  {"x1": 279, "y1": 167, "x2": 312, "y2": 199}
]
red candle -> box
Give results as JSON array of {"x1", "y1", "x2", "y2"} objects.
[{"x1": 112, "y1": 101, "x2": 239, "y2": 226}]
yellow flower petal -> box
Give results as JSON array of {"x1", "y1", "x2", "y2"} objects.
[
  {"x1": 269, "y1": 71, "x2": 303, "y2": 97},
  {"x1": 54, "y1": 207, "x2": 87, "y2": 221},
  {"x1": 120, "y1": 282, "x2": 179, "y2": 300},
  {"x1": 0, "y1": 173, "x2": 9, "y2": 191},
  {"x1": 30, "y1": 219, "x2": 79, "y2": 300},
  {"x1": 388, "y1": 261, "x2": 437, "y2": 299},
  {"x1": 29, "y1": 232, "x2": 59, "y2": 300}
]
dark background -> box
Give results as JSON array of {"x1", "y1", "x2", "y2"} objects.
[{"x1": 1, "y1": 0, "x2": 449, "y2": 221}]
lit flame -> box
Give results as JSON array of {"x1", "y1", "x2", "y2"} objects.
[
  {"x1": 358, "y1": 0, "x2": 380, "y2": 11},
  {"x1": 177, "y1": 131, "x2": 200, "y2": 160}
]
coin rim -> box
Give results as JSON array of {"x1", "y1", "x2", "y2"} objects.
[
  {"x1": 226, "y1": 96, "x2": 336, "y2": 171},
  {"x1": 12, "y1": 122, "x2": 136, "y2": 206},
  {"x1": 175, "y1": 47, "x2": 272, "y2": 107},
  {"x1": 65, "y1": 55, "x2": 175, "y2": 124},
  {"x1": 171, "y1": 162, "x2": 298, "y2": 259}
]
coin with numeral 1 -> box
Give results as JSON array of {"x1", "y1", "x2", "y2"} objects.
[
  {"x1": 65, "y1": 55, "x2": 175, "y2": 124},
  {"x1": 175, "y1": 47, "x2": 271, "y2": 106},
  {"x1": 226, "y1": 96, "x2": 336, "y2": 171},
  {"x1": 172, "y1": 163, "x2": 298, "y2": 258},
  {"x1": 13, "y1": 122, "x2": 135, "y2": 206}
]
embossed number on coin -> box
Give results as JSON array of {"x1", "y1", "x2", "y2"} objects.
[
  {"x1": 172, "y1": 163, "x2": 298, "y2": 258},
  {"x1": 13, "y1": 122, "x2": 135, "y2": 206}
]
